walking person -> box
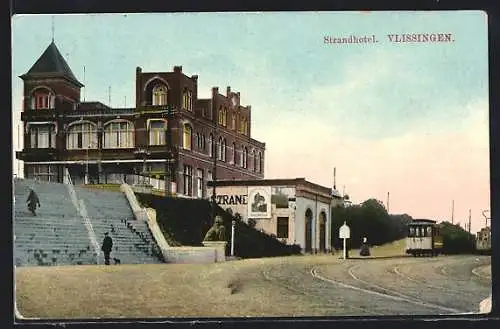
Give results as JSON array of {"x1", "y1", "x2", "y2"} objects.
[
  {"x1": 101, "y1": 232, "x2": 113, "y2": 265},
  {"x1": 26, "y1": 187, "x2": 40, "y2": 216}
]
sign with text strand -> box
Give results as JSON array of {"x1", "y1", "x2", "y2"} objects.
[{"x1": 339, "y1": 223, "x2": 350, "y2": 239}]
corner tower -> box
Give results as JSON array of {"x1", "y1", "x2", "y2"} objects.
[{"x1": 19, "y1": 41, "x2": 84, "y2": 111}]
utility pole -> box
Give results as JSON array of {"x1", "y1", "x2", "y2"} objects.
[
  {"x1": 387, "y1": 192, "x2": 390, "y2": 213},
  {"x1": 333, "y1": 167, "x2": 336, "y2": 190},
  {"x1": 468, "y1": 209, "x2": 472, "y2": 234},
  {"x1": 451, "y1": 200, "x2": 455, "y2": 224}
]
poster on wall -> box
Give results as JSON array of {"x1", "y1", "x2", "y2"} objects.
[{"x1": 247, "y1": 186, "x2": 272, "y2": 219}]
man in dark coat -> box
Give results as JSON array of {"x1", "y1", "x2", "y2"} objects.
[
  {"x1": 101, "y1": 232, "x2": 113, "y2": 265},
  {"x1": 26, "y1": 188, "x2": 40, "y2": 216}
]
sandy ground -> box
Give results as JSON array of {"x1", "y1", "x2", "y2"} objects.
[{"x1": 15, "y1": 253, "x2": 491, "y2": 319}]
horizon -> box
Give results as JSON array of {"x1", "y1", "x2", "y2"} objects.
[{"x1": 11, "y1": 11, "x2": 490, "y2": 233}]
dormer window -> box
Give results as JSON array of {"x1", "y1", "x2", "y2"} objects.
[
  {"x1": 31, "y1": 88, "x2": 55, "y2": 109},
  {"x1": 152, "y1": 85, "x2": 168, "y2": 106}
]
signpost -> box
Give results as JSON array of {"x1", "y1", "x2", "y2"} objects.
[{"x1": 339, "y1": 221, "x2": 351, "y2": 260}]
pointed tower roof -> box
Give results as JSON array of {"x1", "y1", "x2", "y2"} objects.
[{"x1": 19, "y1": 41, "x2": 84, "y2": 87}]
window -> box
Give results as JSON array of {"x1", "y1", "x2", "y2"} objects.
[
  {"x1": 152, "y1": 85, "x2": 168, "y2": 106},
  {"x1": 207, "y1": 170, "x2": 213, "y2": 183},
  {"x1": 183, "y1": 165, "x2": 193, "y2": 196},
  {"x1": 250, "y1": 150, "x2": 255, "y2": 172},
  {"x1": 217, "y1": 137, "x2": 222, "y2": 160},
  {"x1": 103, "y1": 121, "x2": 134, "y2": 148},
  {"x1": 223, "y1": 108, "x2": 227, "y2": 126},
  {"x1": 409, "y1": 227, "x2": 415, "y2": 237},
  {"x1": 67, "y1": 122, "x2": 97, "y2": 150},
  {"x1": 218, "y1": 108, "x2": 222, "y2": 125},
  {"x1": 426, "y1": 226, "x2": 432, "y2": 237},
  {"x1": 239, "y1": 147, "x2": 243, "y2": 167},
  {"x1": 243, "y1": 147, "x2": 248, "y2": 168},
  {"x1": 196, "y1": 169, "x2": 204, "y2": 198},
  {"x1": 277, "y1": 217, "x2": 289, "y2": 238},
  {"x1": 30, "y1": 124, "x2": 56, "y2": 149},
  {"x1": 148, "y1": 120, "x2": 166, "y2": 146},
  {"x1": 209, "y1": 134, "x2": 214, "y2": 157},
  {"x1": 183, "y1": 124, "x2": 192, "y2": 150},
  {"x1": 31, "y1": 89, "x2": 55, "y2": 109},
  {"x1": 222, "y1": 139, "x2": 226, "y2": 161},
  {"x1": 201, "y1": 135, "x2": 206, "y2": 151},
  {"x1": 183, "y1": 90, "x2": 193, "y2": 111},
  {"x1": 26, "y1": 165, "x2": 57, "y2": 182},
  {"x1": 231, "y1": 113, "x2": 236, "y2": 130},
  {"x1": 231, "y1": 142, "x2": 236, "y2": 164}
]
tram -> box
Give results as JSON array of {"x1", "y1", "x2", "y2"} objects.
[
  {"x1": 475, "y1": 226, "x2": 491, "y2": 255},
  {"x1": 405, "y1": 219, "x2": 443, "y2": 257}
]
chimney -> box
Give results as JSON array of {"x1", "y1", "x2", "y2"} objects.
[
  {"x1": 136, "y1": 66, "x2": 142, "y2": 74},
  {"x1": 212, "y1": 86, "x2": 219, "y2": 97},
  {"x1": 227, "y1": 86, "x2": 231, "y2": 96},
  {"x1": 173, "y1": 66, "x2": 182, "y2": 73},
  {"x1": 237, "y1": 91, "x2": 240, "y2": 98},
  {"x1": 191, "y1": 75, "x2": 198, "y2": 81}
]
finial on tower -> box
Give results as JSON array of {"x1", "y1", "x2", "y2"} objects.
[{"x1": 51, "y1": 16, "x2": 55, "y2": 42}]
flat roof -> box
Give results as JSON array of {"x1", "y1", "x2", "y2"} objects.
[{"x1": 208, "y1": 178, "x2": 342, "y2": 198}]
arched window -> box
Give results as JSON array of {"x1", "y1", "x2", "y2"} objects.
[
  {"x1": 222, "y1": 138, "x2": 226, "y2": 162},
  {"x1": 231, "y1": 142, "x2": 236, "y2": 164},
  {"x1": 218, "y1": 107, "x2": 224, "y2": 125},
  {"x1": 152, "y1": 85, "x2": 168, "y2": 106},
  {"x1": 103, "y1": 120, "x2": 134, "y2": 148},
  {"x1": 231, "y1": 113, "x2": 236, "y2": 130},
  {"x1": 223, "y1": 108, "x2": 228, "y2": 126},
  {"x1": 31, "y1": 88, "x2": 55, "y2": 110},
  {"x1": 217, "y1": 137, "x2": 223, "y2": 160},
  {"x1": 209, "y1": 134, "x2": 214, "y2": 157},
  {"x1": 183, "y1": 124, "x2": 192, "y2": 150},
  {"x1": 201, "y1": 134, "x2": 206, "y2": 151},
  {"x1": 183, "y1": 89, "x2": 193, "y2": 111},
  {"x1": 67, "y1": 122, "x2": 98, "y2": 149},
  {"x1": 148, "y1": 120, "x2": 166, "y2": 145},
  {"x1": 243, "y1": 147, "x2": 248, "y2": 168},
  {"x1": 251, "y1": 150, "x2": 256, "y2": 172}
]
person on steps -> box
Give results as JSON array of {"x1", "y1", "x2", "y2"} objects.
[
  {"x1": 101, "y1": 232, "x2": 113, "y2": 265},
  {"x1": 26, "y1": 187, "x2": 40, "y2": 216}
]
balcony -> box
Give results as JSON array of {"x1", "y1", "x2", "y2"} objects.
[
  {"x1": 16, "y1": 148, "x2": 59, "y2": 162},
  {"x1": 21, "y1": 109, "x2": 57, "y2": 121}
]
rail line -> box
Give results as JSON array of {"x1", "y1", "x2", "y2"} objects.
[
  {"x1": 311, "y1": 267, "x2": 467, "y2": 314},
  {"x1": 260, "y1": 267, "x2": 384, "y2": 316}
]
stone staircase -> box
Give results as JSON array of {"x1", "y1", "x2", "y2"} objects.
[
  {"x1": 73, "y1": 186, "x2": 163, "y2": 264},
  {"x1": 14, "y1": 178, "x2": 164, "y2": 266},
  {"x1": 14, "y1": 178, "x2": 97, "y2": 266}
]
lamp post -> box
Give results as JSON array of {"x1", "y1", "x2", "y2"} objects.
[
  {"x1": 231, "y1": 220, "x2": 236, "y2": 257},
  {"x1": 211, "y1": 125, "x2": 218, "y2": 225}
]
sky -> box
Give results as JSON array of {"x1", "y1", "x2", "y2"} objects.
[{"x1": 11, "y1": 11, "x2": 490, "y2": 233}]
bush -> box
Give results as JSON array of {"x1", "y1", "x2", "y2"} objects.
[{"x1": 135, "y1": 193, "x2": 302, "y2": 258}]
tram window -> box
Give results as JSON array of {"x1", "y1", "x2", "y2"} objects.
[
  {"x1": 426, "y1": 226, "x2": 432, "y2": 237},
  {"x1": 415, "y1": 227, "x2": 420, "y2": 237},
  {"x1": 409, "y1": 227, "x2": 415, "y2": 237}
]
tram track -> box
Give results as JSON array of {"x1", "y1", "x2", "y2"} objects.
[
  {"x1": 260, "y1": 265, "x2": 384, "y2": 316},
  {"x1": 311, "y1": 267, "x2": 467, "y2": 315}
]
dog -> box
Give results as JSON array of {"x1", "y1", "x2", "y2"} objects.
[{"x1": 113, "y1": 258, "x2": 121, "y2": 265}]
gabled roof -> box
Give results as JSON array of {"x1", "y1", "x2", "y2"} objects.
[{"x1": 19, "y1": 41, "x2": 84, "y2": 87}]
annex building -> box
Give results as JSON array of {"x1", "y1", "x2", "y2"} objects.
[
  {"x1": 16, "y1": 41, "x2": 265, "y2": 198},
  {"x1": 208, "y1": 178, "x2": 344, "y2": 253}
]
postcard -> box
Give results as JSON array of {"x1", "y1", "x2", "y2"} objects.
[{"x1": 12, "y1": 11, "x2": 491, "y2": 320}]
